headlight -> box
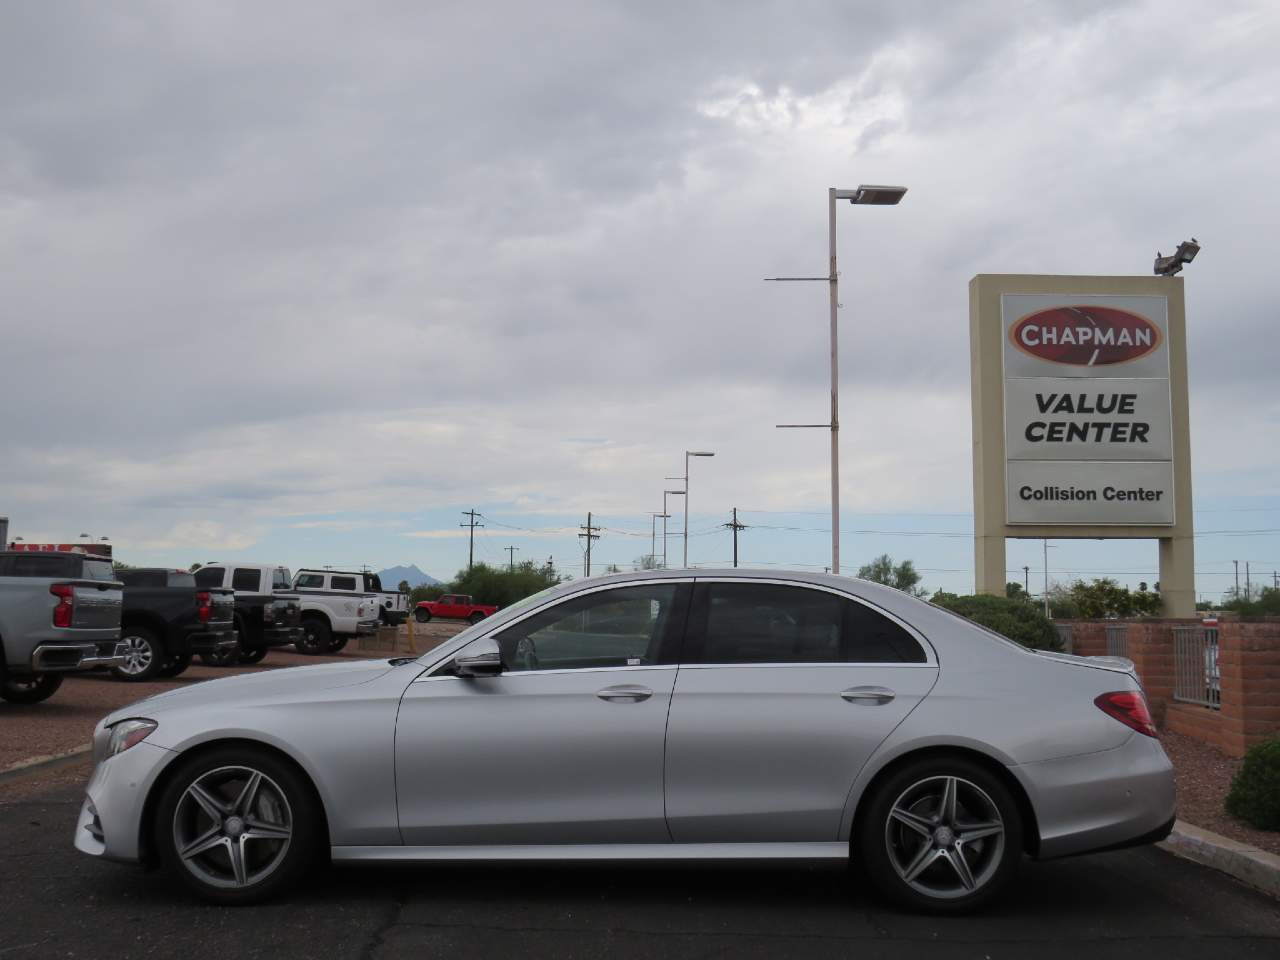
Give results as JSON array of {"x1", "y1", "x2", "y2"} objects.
[{"x1": 107, "y1": 719, "x2": 157, "y2": 758}]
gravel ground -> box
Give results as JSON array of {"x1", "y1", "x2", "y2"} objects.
[
  {"x1": 1163, "y1": 730, "x2": 1280, "y2": 855},
  {"x1": 0, "y1": 620, "x2": 465, "y2": 770}
]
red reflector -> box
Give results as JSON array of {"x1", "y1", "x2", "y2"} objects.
[
  {"x1": 1095, "y1": 691, "x2": 1158, "y2": 738},
  {"x1": 50, "y1": 583, "x2": 74, "y2": 628},
  {"x1": 196, "y1": 591, "x2": 212, "y2": 623}
]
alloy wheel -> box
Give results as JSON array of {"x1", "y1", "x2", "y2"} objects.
[
  {"x1": 172, "y1": 765, "x2": 293, "y2": 889},
  {"x1": 118, "y1": 635, "x2": 155, "y2": 677},
  {"x1": 883, "y1": 775, "x2": 1005, "y2": 901}
]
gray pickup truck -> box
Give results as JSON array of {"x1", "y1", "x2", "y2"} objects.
[{"x1": 0, "y1": 550, "x2": 125, "y2": 703}]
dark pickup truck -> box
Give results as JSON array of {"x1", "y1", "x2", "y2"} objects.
[
  {"x1": 192, "y1": 563, "x2": 304, "y2": 665},
  {"x1": 114, "y1": 569, "x2": 237, "y2": 681}
]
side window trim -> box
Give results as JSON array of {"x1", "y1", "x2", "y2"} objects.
[{"x1": 682, "y1": 578, "x2": 936, "y2": 667}]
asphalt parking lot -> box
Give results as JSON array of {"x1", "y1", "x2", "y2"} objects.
[{"x1": 2, "y1": 758, "x2": 1278, "y2": 960}]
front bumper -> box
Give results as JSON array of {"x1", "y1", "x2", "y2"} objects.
[
  {"x1": 74, "y1": 740, "x2": 176, "y2": 863},
  {"x1": 31, "y1": 640, "x2": 128, "y2": 672},
  {"x1": 356, "y1": 619, "x2": 381, "y2": 637},
  {"x1": 1013, "y1": 731, "x2": 1177, "y2": 860}
]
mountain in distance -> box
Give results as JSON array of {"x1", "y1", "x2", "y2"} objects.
[{"x1": 378, "y1": 564, "x2": 441, "y2": 588}]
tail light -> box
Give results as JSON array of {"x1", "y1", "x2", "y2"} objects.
[
  {"x1": 50, "y1": 583, "x2": 74, "y2": 628},
  {"x1": 1095, "y1": 690, "x2": 1158, "y2": 738},
  {"x1": 196, "y1": 591, "x2": 212, "y2": 623}
]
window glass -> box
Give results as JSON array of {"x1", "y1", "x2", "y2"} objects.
[
  {"x1": 367, "y1": 574, "x2": 383, "y2": 592},
  {"x1": 8, "y1": 554, "x2": 70, "y2": 578},
  {"x1": 167, "y1": 572, "x2": 196, "y2": 589},
  {"x1": 273, "y1": 567, "x2": 292, "y2": 589},
  {"x1": 231, "y1": 568, "x2": 261, "y2": 592},
  {"x1": 701, "y1": 583, "x2": 843, "y2": 664},
  {"x1": 296, "y1": 573, "x2": 325, "y2": 589},
  {"x1": 844, "y1": 600, "x2": 927, "y2": 663},
  {"x1": 194, "y1": 567, "x2": 224, "y2": 588},
  {"x1": 331, "y1": 575, "x2": 357, "y2": 591},
  {"x1": 119, "y1": 570, "x2": 165, "y2": 587},
  {"x1": 495, "y1": 584, "x2": 677, "y2": 672},
  {"x1": 82, "y1": 559, "x2": 117, "y2": 582}
]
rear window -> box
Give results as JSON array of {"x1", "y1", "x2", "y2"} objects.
[
  {"x1": 119, "y1": 570, "x2": 166, "y2": 587},
  {"x1": 82, "y1": 559, "x2": 116, "y2": 582},
  {"x1": 194, "y1": 566, "x2": 224, "y2": 588},
  {"x1": 2, "y1": 554, "x2": 72, "y2": 578},
  {"x1": 232, "y1": 568, "x2": 261, "y2": 592},
  {"x1": 167, "y1": 572, "x2": 196, "y2": 589}
]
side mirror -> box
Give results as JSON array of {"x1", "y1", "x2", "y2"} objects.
[{"x1": 453, "y1": 639, "x2": 503, "y2": 677}]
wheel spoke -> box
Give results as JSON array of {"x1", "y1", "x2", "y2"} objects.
[
  {"x1": 939, "y1": 776, "x2": 958, "y2": 825},
  {"x1": 228, "y1": 837, "x2": 249, "y2": 886},
  {"x1": 957, "y1": 820, "x2": 1003, "y2": 843},
  {"x1": 900, "y1": 841, "x2": 942, "y2": 883},
  {"x1": 940, "y1": 847, "x2": 977, "y2": 891},
  {"x1": 233, "y1": 771, "x2": 263, "y2": 816},
  {"x1": 243, "y1": 819, "x2": 291, "y2": 842},
  {"x1": 889, "y1": 806, "x2": 935, "y2": 837},
  {"x1": 188, "y1": 782, "x2": 229, "y2": 820},
  {"x1": 179, "y1": 826, "x2": 226, "y2": 861}
]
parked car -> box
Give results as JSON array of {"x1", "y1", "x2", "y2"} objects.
[
  {"x1": 74, "y1": 569, "x2": 1175, "y2": 910},
  {"x1": 113, "y1": 569, "x2": 236, "y2": 681},
  {"x1": 414, "y1": 593, "x2": 497, "y2": 624},
  {"x1": 293, "y1": 568, "x2": 406, "y2": 627},
  {"x1": 288, "y1": 569, "x2": 381, "y2": 655},
  {"x1": 0, "y1": 549, "x2": 124, "y2": 703},
  {"x1": 192, "y1": 563, "x2": 303, "y2": 664}
]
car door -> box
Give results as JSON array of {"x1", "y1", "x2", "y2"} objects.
[
  {"x1": 664, "y1": 579, "x2": 938, "y2": 843},
  {"x1": 395, "y1": 580, "x2": 691, "y2": 846}
]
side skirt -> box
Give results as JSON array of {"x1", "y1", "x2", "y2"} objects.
[{"x1": 332, "y1": 842, "x2": 849, "y2": 863}]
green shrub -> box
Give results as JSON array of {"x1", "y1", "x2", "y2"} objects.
[
  {"x1": 931, "y1": 592, "x2": 1062, "y2": 651},
  {"x1": 1225, "y1": 738, "x2": 1280, "y2": 831}
]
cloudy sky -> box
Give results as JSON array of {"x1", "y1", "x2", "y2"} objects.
[{"x1": 2, "y1": 0, "x2": 1277, "y2": 599}]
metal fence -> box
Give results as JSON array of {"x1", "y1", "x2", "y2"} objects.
[
  {"x1": 1105, "y1": 623, "x2": 1129, "y2": 658},
  {"x1": 1173, "y1": 626, "x2": 1221, "y2": 709},
  {"x1": 1054, "y1": 624, "x2": 1074, "y2": 654}
]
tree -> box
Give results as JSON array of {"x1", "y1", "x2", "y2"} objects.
[
  {"x1": 449, "y1": 560, "x2": 565, "y2": 608},
  {"x1": 189, "y1": 562, "x2": 202, "y2": 572},
  {"x1": 397, "y1": 579, "x2": 411, "y2": 594},
  {"x1": 1005, "y1": 581, "x2": 1028, "y2": 601},
  {"x1": 932, "y1": 592, "x2": 1062, "y2": 650},
  {"x1": 1051, "y1": 578, "x2": 1161, "y2": 618},
  {"x1": 635, "y1": 554, "x2": 659, "y2": 571},
  {"x1": 856, "y1": 554, "x2": 927, "y2": 597}
]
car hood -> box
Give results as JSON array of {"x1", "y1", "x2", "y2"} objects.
[{"x1": 104, "y1": 659, "x2": 410, "y2": 725}]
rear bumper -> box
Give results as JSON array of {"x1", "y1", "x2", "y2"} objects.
[
  {"x1": 1014, "y1": 732, "x2": 1177, "y2": 860},
  {"x1": 186, "y1": 627, "x2": 236, "y2": 655},
  {"x1": 356, "y1": 619, "x2": 381, "y2": 637},
  {"x1": 31, "y1": 641, "x2": 127, "y2": 672},
  {"x1": 257, "y1": 625, "x2": 303, "y2": 648},
  {"x1": 384, "y1": 610, "x2": 408, "y2": 625}
]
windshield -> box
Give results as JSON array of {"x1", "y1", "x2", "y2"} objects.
[
  {"x1": 423, "y1": 583, "x2": 563, "y2": 656},
  {"x1": 273, "y1": 567, "x2": 292, "y2": 589}
]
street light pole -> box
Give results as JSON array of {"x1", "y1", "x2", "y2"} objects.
[
  {"x1": 683, "y1": 451, "x2": 715, "y2": 568},
  {"x1": 663, "y1": 490, "x2": 684, "y2": 569}
]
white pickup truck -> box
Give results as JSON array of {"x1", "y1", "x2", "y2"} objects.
[
  {"x1": 288, "y1": 569, "x2": 383, "y2": 654},
  {"x1": 293, "y1": 568, "x2": 409, "y2": 626}
]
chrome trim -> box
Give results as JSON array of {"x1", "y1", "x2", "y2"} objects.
[
  {"x1": 31, "y1": 641, "x2": 127, "y2": 672},
  {"x1": 415, "y1": 664, "x2": 676, "y2": 683},
  {"x1": 331, "y1": 841, "x2": 848, "y2": 862}
]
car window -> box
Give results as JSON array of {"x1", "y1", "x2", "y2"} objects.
[
  {"x1": 273, "y1": 567, "x2": 292, "y2": 589},
  {"x1": 296, "y1": 573, "x2": 325, "y2": 589},
  {"x1": 6, "y1": 554, "x2": 71, "y2": 578},
  {"x1": 231, "y1": 568, "x2": 261, "y2": 592},
  {"x1": 693, "y1": 583, "x2": 926, "y2": 665},
  {"x1": 367, "y1": 574, "x2": 383, "y2": 592},
  {"x1": 194, "y1": 566, "x2": 224, "y2": 588},
  {"x1": 167, "y1": 572, "x2": 196, "y2": 589},
  {"x1": 331, "y1": 575, "x2": 357, "y2": 591},
  {"x1": 494, "y1": 584, "x2": 678, "y2": 672},
  {"x1": 82, "y1": 559, "x2": 117, "y2": 582},
  {"x1": 120, "y1": 570, "x2": 165, "y2": 587}
]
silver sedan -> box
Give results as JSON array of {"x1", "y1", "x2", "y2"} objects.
[{"x1": 75, "y1": 570, "x2": 1175, "y2": 912}]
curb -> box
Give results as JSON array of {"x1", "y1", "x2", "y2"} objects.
[
  {"x1": 1159, "y1": 819, "x2": 1280, "y2": 898},
  {"x1": 0, "y1": 743, "x2": 92, "y2": 785}
]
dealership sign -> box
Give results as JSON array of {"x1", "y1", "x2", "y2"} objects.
[{"x1": 1002, "y1": 294, "x2": 1174, "y2": 525}]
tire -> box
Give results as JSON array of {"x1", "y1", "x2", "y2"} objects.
[
  {"x1": 0, "y1": 673, "x2": 64, "y2": 704},
  {"x1": 295, "y1": 618, "x2": 330, "y2": 655},
  {"x1": 238, "y1": 647, "x2": 268, "y2": 665},
  {"x1": 467, "y1": 611, "x2": 486, "y2": 625},
  {"x1": 327, "y1": 635, "x2": 348, "y2": 653},
  {"x1": 112, "y1": 625, "x2": 165, "y2": 682},
  {"x1": 201, "y1": 644, "x2": 241, "y2": 667},
  {"x1": 414, "y1": 608, "x2": 431, "y2": 623},
  {"x1": 157, "y1": 651, "x2": 194, "y2": 678},
  {"x1": 856, "y1": 755, "x2": 1022, "y2": 914},
  {"x1": 153, "y1": 745, "x2": 320, "y2": 905}
]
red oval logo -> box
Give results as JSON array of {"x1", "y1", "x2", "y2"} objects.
[{"x1": 1009, "y1": 306, "x2": 1162, "y2": 366}]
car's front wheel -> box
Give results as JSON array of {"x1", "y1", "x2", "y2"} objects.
[
  {"x1": 857, "y1": 756, "x2": 1022, "y2": 913},
  {"x1": 0, "y1": 673, "x2": 64, "y2": 704},
  {"x1": 154, "y1": 747, "x2": 320, "y2": 904}
]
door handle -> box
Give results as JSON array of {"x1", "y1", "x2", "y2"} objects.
[
  {"x1": 596, "y1": 684, "x2": 653, "y2": 703},
  {"x1": 841, "y1": 686, "x2": 895, "y2": 704}
]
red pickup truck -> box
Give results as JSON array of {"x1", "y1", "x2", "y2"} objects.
[{"x1": 414, "y1": 594, "x2": 498, "y2": 625}]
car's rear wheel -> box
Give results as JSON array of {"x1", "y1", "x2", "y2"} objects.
[
  {"x1": 113, "y1": 626, "x2": 164, "y2": 682},
  {"x1": 0, "y1": 673, "x2": 64, "y2": 704},
  {"x1": 155, "y1": 747, "x2": 319, "y2": 905},
  {"x1": 414, "y1": 608, "x2": 431, "y2": 623},
  {"x1": 467, "y1": 611, "x2": 486, "y2": 625},
  {"x1": 857, "y1": 756, "x2": 1021, "y2": 914},
  {"x1": 200, "y1": 643, "x2": 240, "y2": 667},
  {"x1": 327, "y1": 635, "x2": 348, "y2": 653},
  {"x1": 238, "y1": 647, "x2": 268, "y2": 665},
  {"x1": 157, "y1": 651, "x2": 193, "y2": 678},
  {"x1": 295, "y1": 619, "x2": 330, "y2": 655}
]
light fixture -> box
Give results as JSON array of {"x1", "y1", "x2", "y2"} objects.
[
  {"x1": 1154, "y1": 238, "x2": 1200, "y2": 276},
  {"x1": 835, "y1": 184, "x2": 908, "y2": 206}
]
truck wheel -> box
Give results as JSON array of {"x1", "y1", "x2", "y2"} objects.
[
  {"x1": 0, "y1": 673, "x2": 64, "y2": 704},
  {"x1": 327, "y1": 635, "x2": 349, "y2": 653},
  {"x1": 468, "y1": 611, "x2": 487, "y2": 625},
  {"x1": 157, "y1": 652, "x2": 194, "y2": 678},
  {"x1": 414, "y1": 608, "x2": 432, "y2": 623},
  {"x1": 113, "y1": 626, "x2": 165, "y2": 682},
  {"x1": 238, "y1": 647, "x2": 268, "y2": 665},
  {"x1": 296, "y1": 619, "x2": 330, "y2": 655},
  {"x1": 201, "y1": 644, "x2": 240, "y2": 667}
]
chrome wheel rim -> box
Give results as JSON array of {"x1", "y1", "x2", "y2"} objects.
[
  {"x1": 119, "y1": 635, "x2": 154, "y2": 676},
  {"x1": 172, "y1": 765, "x2": 292, "y2": 889},
  {"x1": 884, "y1": 775, "x2": 1004, "y2": 900}
]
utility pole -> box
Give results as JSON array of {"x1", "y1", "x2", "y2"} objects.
[
  {"x1": 1023, "y1": 565, "x2": 1030, "y2": 597},
  {"x1": 578, "y1": 512, "x2": 601, "y2": 578},
  {"x1": 505, "y1": 545, "x2": 519, "y2": 572},
  {"x1": 663, "y1": 488, "x2": 685, "y2": 569},
  {"x1": 1234, "y1": 560, "x2": 1240, "y2": 599},
  {"x1": 1043, "y1": 539, "x2": 1050, "y2": 618},
  {"x1": 723, "y1": 508, "x2": 747, "y2": 567},
  {"x1": 460, "y1": 510, "x2": 484, "y2": 571},
  {"x1": 1246, "y1": 561, "x2": 1252, "y2": 602}
]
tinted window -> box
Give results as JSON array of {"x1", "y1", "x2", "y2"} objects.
[
  {"x1": 367, "y1": 574, "x2": 383, "y2": 592},
  {"x1": 331, "y1": 575, "x2": 357, "y2": 591},
  {"x1": 495, "y1": 584, "x2": 678, "y2": 672},
  {"x1": 83, "y1": 559, "x2": 117, "y2": 582},
  {"x1": 694, "y1": 583, "x2": 926, "y2": 664},
  {"x1": 296, "y1": 573, "x2": 325, "y2": 589},
  {"x1": 119, "y1": 570, "x2": 166, "y2": 587},
  {"x1": 167, "y1": 572, "x2": 196, "y2": 589},
  {"x1": 6, "y1": 554, "x2": 71, "y2": 578},
  {"x1": 231, "y1": 568, "x2": 261, "y2": 592},
  {"x1": 194, "y1": 566, "x2": 224, "y2": 588},
  {"x1": 273, "y1": 567, "x2": 292, "y2": 589}
]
